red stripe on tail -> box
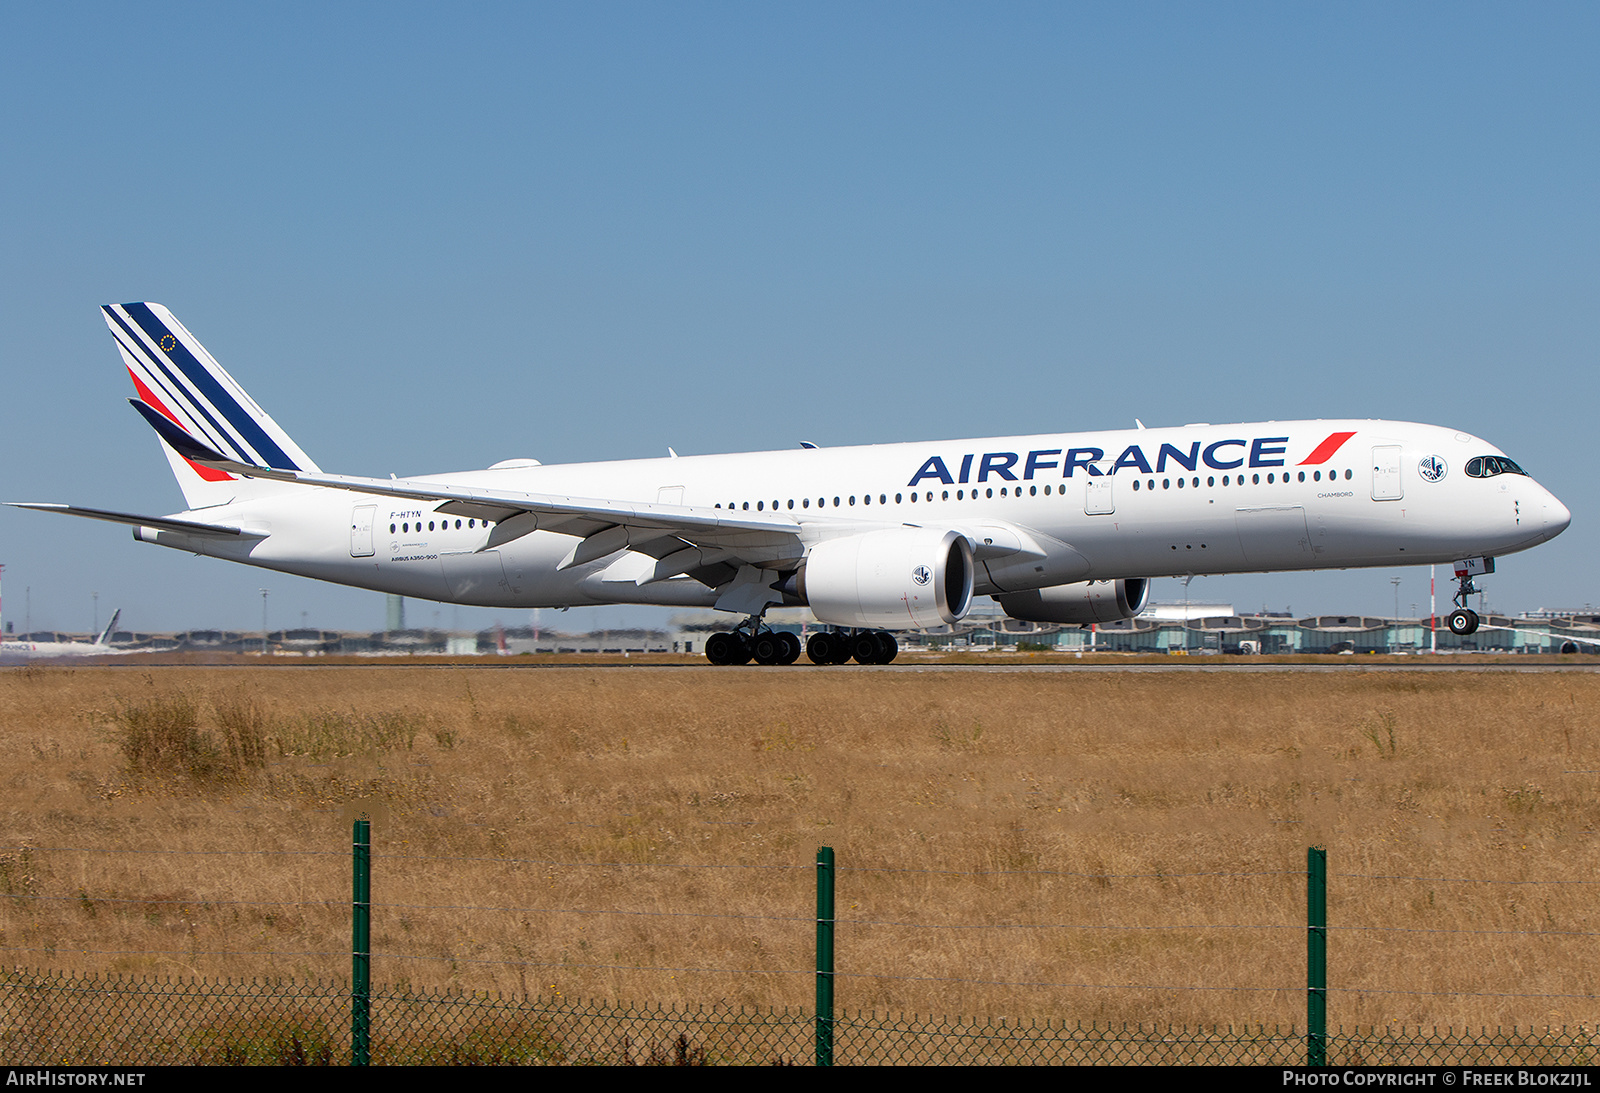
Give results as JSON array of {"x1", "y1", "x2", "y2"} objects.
[{"x1": 126, "y1": 367, "x2": 234, "y2": 482}]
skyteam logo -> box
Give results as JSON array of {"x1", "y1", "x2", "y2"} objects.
[
  {"x1": 1418, "y1": 455, "x2": 1447, "y2": 483},
  {"x1": 912, "y1": 565, "x2": 932, "y2": 586}
]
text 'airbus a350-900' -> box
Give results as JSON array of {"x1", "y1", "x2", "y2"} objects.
[{"x1": 12, "y1": 304, "x2": 1571, "y2": 664}]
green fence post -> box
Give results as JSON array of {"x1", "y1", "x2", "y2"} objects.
[
  {"x1": 816, "y1": 845, "x2": 835, "y2": 1067},
  {"x1": 1307, "y1": 845, "x2": 1326, "y2": 1066},
  {"x1": 353, "y1": 817, "x2": 371, "y2": 1066}
]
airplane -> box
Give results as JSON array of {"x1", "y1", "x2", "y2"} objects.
[
  {"x1": 10, "y1": 302, "x2": 1573, "y2": 665},
  {"x1": 0, "y1": 608, "x2": 127, "y2": 659}
]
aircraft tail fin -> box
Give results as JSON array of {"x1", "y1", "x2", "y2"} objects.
[
  {"x1": 101, "y1": 302, "x2": 321, "y2": 508},
  {"x1": 96, "y1": 609, "x2": 121, "y2": 648}
]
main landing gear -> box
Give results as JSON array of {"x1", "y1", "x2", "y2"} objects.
[
  {"x1": 704, "y1": 625, "x2": 802, "y2": 666},
  {"x1": 700, "y1": 622, "x2": 900, "y2": 665},
  {"x1": 804, "y1": 628, "x2": 899, "y2": 665},
  {"x1": 1446, "y1": 557, "x2": 1495, "y2": 636}
]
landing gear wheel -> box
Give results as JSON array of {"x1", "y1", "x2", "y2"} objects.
[
  {"x1": 851, "y1": 632, "x2": 883, "y2": 664},
  {"x1": 1447, "y1": 608, "x2": 1480, "y2": 636},
  {"x1": 705, "y1": 631, "x2": 752, "y2": 665},
  {"x1": 875, "y1": 631, "x2": 899, "y2": 664},
  {"x1": 750, "y1": 632, "x2": 785, "y2": 665},
  {"x1": 705, "y1": 631, "x2": 736, "y2": 665},
  {"x1": 807, "y1": 631, "x2": 841, "y2": 665},
  {"x1": 778, "y1": 632, "x2": 802, "y2": 665}
]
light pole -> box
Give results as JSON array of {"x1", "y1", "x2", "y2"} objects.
[
  {"x1": 260, "y1": 589, "x2": 269, "y2": 655},
  {"x1": 1390, "y1": 576, "x2": 1401, "y2": 652},
  {"x1": 1430, "y1": 564, "x2": 1437, "y2": 654}
]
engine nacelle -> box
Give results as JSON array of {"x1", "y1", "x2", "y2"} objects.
[
  {"x1": 994, "y1": 578, "x2": 1150, "y2": 626},
  {"x1": 797, "y1": 528, "x2": 975, "y2": 629}
]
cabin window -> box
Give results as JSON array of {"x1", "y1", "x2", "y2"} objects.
[{"x1": 1133, "y1": 480, "x2": 1140, "y2": 491}]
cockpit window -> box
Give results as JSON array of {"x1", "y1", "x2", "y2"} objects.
[{"x1": 1465, "y1": 455, "x2": 1528, "y2": 478}]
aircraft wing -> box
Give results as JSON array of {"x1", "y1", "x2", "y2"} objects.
[
  {"x1": 8, "y1": 503, "x2": 267, "y2": 539},
  {"x1": 126, "y1": 397, "x2": 810, "y2": 578}
]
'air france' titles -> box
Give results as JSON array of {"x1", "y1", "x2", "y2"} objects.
[{"x1": 908, "y1": 436, "x2": 1297, "y2": 487}]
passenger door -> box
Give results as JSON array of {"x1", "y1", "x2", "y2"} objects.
[
  {"x1": 1371, "y1": 446, "x2": 1403, "y2": 501},
  {"x1": 349, "y1": 505, "x2": 376, "y2": 558}
]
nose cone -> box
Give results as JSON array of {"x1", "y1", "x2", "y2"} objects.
[
  {"x1": 1536, "y1": 486, "x2": 1574, "y2": 544},
  {"x1": 1544, "y1": 493, "x2": 1573, "y2": 540}
]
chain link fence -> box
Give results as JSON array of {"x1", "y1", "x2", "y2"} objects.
[{"x1": 4, "y1": 966, "x2": 1595, "y2": 1065}]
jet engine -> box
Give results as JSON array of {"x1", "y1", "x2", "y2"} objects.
[
  {"x1": 796, "y1": 527, "x2": 974, "y2": 629},
  {"x1": 994, "y1": 578, "x2": 1150, "y2": 626}
]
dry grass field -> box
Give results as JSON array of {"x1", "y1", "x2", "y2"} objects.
[{"x1": 1, "y1": 661, "x2": 1596, "y2": 1033}]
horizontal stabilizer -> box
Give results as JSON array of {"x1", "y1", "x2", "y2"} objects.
[{"x1": 7, "y1": 503, "x2": 264, "y2": 539}]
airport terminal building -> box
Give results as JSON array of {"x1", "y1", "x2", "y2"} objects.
[
  {"x1": 945, "y1": 604, "x2": 1600, "y2": 655},
  {"x1": 8, "y1": 605, "x2": 1599, "y2": 657}
]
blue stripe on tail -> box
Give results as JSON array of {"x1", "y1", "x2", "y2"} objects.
[{"x1": 119, "y1": 303, "x2": 301, "y2": 471}]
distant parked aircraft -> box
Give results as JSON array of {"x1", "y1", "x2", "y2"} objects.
[{"x1": 0, "y1": 609, "x2": 126, "y2": 659}]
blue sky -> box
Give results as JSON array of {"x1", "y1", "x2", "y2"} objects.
[{"x1": 2, "y1": 3, "x2": 1596, "y2": 634}]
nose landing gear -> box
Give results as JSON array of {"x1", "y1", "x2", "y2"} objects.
[
  {"x1": 1446, "y1": 608, "x2": 1479, "y2": 636},
  {"x1": 1446, "y1": 557, "x2": 1495, "y2": 636}
]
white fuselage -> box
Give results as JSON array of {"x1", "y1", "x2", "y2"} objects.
[{"x1": 132, "y1": 419, "x2": 1570, "y2": 617}]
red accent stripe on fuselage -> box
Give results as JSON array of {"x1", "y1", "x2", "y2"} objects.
[{"x1": 1298, "y1": 430, "x2": 1357, "y2": 466}]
